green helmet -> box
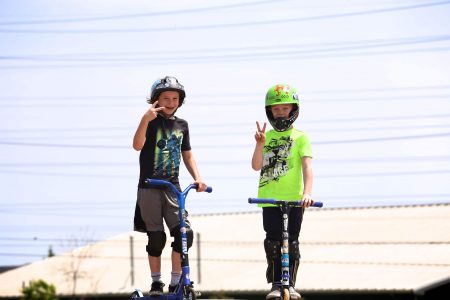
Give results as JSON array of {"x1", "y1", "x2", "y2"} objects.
[{"x1": 265, "y1": 84, "x2": 300, "y2": 131}]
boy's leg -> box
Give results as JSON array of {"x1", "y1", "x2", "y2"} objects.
[
  {"x1": 163, "y1": 190, "x2": 194, "y2": 290},
  {"x1": 168, "y1": 225, "x2": 193, "y2": 290},
  {"x1": 148, "y1": 251, "x2": 162, "y2": 272},
  {"x1": 262, "y1": 207, "x2": 283, "y2": 283},
  {"x1": 288, "y1": 207, "x2": 304, "y2": 300},
  {"x1": 169, "y1": 251, "x2": 182, "y2": 292},
  {"x1": 262, "y1": 207, "x2": 283, "y2": 299},
  {"x1": 171, "y1": 250, "x2": 181, "y2": 273},
  {"x1": 146, "y1": 231, "x2": 167, "y2": 294},
  {"x1": 288, "y1": 207, "x2": 304, "y2": 286},
  {"x1": 148, "y1": 256, "x2": 162, "y2": 283},
  {"x1": 137, "y1": 188, "x2": 166, "y2": 294}
]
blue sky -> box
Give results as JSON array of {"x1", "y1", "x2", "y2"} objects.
[{"x1": 1, "y1": 0, "x2": 450, "y2": 266}]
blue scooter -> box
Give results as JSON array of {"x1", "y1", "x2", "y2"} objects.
[
  {"x1": 131, "y1": 179, "x2": 212, "y2": 300},
  {"x1": 248, "y1": 197, "x2": 323, "y2": 300}
]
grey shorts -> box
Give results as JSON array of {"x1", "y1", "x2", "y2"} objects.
[{"x1": 134, "y1": 188, "x2": 190, "y2": 232}]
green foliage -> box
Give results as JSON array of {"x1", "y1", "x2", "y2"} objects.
[{"x1": 21, "y1": 279, "x2": 57, "y2": 300}]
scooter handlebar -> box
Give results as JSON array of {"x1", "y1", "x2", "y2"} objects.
[
  {"x1": 248, "y1": 197, "x2": 323, "y2": 207},
  {"x1": 145, "y1": 179, "x2": 212, "y2": 193}
]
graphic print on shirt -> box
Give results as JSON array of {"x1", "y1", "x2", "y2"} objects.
[
  {"x1": 154, "y1": 127, "x2": 183, "y2": 178},
  {"x1": 259, "y1": 136, "x2": 293, "y2": 187}
]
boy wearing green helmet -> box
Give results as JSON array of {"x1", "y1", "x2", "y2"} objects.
[{"x1": 252, "y1": 84, "x2": 314, "y2": 300}]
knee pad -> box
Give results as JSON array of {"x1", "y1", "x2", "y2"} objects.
[
  {"x1": 289, "y1": 240, "x2": 301, "y2": 285},
  {"x1": 289, "y1": 240, "x2": 301, "y2": 260},
  {"x1": 264, "y1": 239, "x2": 281, "y2": 260},
  {"x1": 264, "y1": 239, "x2": 281, "y2": 284},
  {"x1": 170, "y1": 225, "x2": 193, "y2": 253},
  {"x1": 146, "y1": 231, "x2": 167, "y2": 257}
]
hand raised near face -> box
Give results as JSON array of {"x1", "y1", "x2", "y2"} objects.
[
  {"x1": 254, "y1": 121, "x2": 267, "y2": 144},
  {"x1": 144, "y1": 101, "x2": 165, "y2": 121}
]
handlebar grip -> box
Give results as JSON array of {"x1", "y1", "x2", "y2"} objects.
[
  {"x1": 312, "y1": 201, "x2": 323, "y2": 208},
  {"x1": 192, "y1": 184, "x2": 212, "y2": 193},
  {"x1": 248, "y1": 198, "x2": 276, "y2": 204}
]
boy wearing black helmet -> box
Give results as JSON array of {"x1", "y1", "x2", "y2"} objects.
[
  {"x1": 133, "y1": 76, "x2": 208, "y2": 295},
  {"x1": 252, "y1": 84, "x2": 314, "y2": 300}
]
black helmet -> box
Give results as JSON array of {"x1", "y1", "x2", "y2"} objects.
[{"x1": 148, "y1": 76, "x2": 186, "y2": 106}]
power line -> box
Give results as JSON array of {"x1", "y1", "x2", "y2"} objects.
[
  {"x1": 2, "y1": 34, "x2": 449, "y2": 62},
  {"x1": 0, "y1": 254, "x2": 448, "y2": 268},
  {"x1": 0, "y1": 167, "x2": 448, "y2": 180},
  {"x1": 1, "y1": 194, "x2": 449, "y2": 210},
  {"x1": 314, "y1": 132, "x2": 450, "y2": 144},
  {"x1": 1, "y1": 94, "x2": 450, "y2": 108},
  {"x1": 0, "y1": 168, "x2": 133, "y2": 178},
  {"x1": 1, "y1": 155, "x2": 450, "y2": 168},
  {"x1": 2, "y1": 46, "x2": 449, "y2": 69},
  {"x1": 0, "y1": 237, "x2": 448, "y2": 246},
  {"x1": 0, "y1": 112, "x2": 449, "y2": 133},
  {"x1": 0, "y1": 0, "x2": 283, "y2": 26},
  {"x1": 0, "y1": 141, "x2": 128, "y2": 149},
  {"x1": 1, "y1": 123, "x2": 450, "y2": 141},
  {"x1": 319, "y1": 169, "x2": 450, "y2": 178},
  {"x1": 2, "y1": 35, "x2": 450, "y2": 69},
  {"x1": 1, "y1": 1, "x2": 449, "y2": 34},
  {"x1": 318, "y1": 156, "x2": 450, "y2": 163},
  {"x1": 0, "y1": 162, "x2": 135, "y2": 167},
  {"x1": 1, "y1": 84, "x2": 450, "y2": 100},
  {"x1": 0, "y1": 131, "x2": 449, "y2": 150}
]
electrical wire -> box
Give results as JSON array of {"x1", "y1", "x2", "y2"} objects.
[
  {"x1": 1, "y1": 1, "x2": 449, "y2": 34},
  {"x1": 0, "y1": 0, "x2": 284, "y2": 26},
  {"x1": 2, "y1": 34, "x2": 449, "y2": 62},
  {"x1": 1, "y1": 84, "x2": 450, "y2": 101}
]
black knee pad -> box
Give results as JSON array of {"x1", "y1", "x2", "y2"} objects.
[
  {"x1": 289, "y1": 240, "x2": 301, "y2": 286},
  {"x1": 264, "y1": 239, "x2": 281, "y2": 283},
  {"x1": 170, "y1": 225, "x2": 193, "y2": 253},
  {"x1": 264, "y1": 239, "x2": 281, "y2": 260},
  {"x1": 289, "y1": 240, "x2": 301, "y2": 260},
  {"x1": 146, "y1": 231, "x2": 167, "y2": 257}
]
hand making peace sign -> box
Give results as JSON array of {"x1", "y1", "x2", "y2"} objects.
[
  {"x1": 145, "y1": 100, "x2": 165, "y2": 121},
  {"x1": 255, "y1": 121, "x2": 267, "y2": 144}
]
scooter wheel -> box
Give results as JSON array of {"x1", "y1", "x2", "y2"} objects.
[
  {"x1": 130, "y1": 289, "x2": 144, "y2": 299},
  {"x1": 282, "y1": 287, "x2": 290, "y2": 300},
  {"x1": 183, "y1": 286, "x2": 197, "y2": 300}
]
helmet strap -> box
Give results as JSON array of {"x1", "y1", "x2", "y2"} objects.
[{"x1": 265, "y1": 105, "x2": 299, "y2": 132}]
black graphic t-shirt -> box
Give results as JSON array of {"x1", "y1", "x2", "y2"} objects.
[{"x1": 138, "y1": 115, "x2": 191, "y2": 189}]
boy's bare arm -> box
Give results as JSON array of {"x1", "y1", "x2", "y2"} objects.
[
  {"x1": 133, "y1": 101, "x2": 164, "y2": 151},
  {"x1": 252, "y1": 143, "x2": 264, "y2": 171},
  {"x1": 252, "y1": 121, "x2": 266, "y2": 171},
  {"x1": 182, "y1": 150, "x2": 207, "y2": 192},
  {"x1": 301, "y1": 156, "x2": 313, "y2": 207}
]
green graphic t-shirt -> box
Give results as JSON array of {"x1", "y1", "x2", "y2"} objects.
[{"x1": 257, "y1": 128, "x2": 312, "y2": 207}]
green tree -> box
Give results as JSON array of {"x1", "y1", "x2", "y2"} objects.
[{"x1": 21, "y1": 279, "x2": 57, "y2": 300}]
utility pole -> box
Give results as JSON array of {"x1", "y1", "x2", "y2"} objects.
[
  {"x1": 196, "y1": 232, "x2": 201, "y2": 284},
  {"x1": 130, "y1": 235, "x2": 134, "y2": 286}
]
